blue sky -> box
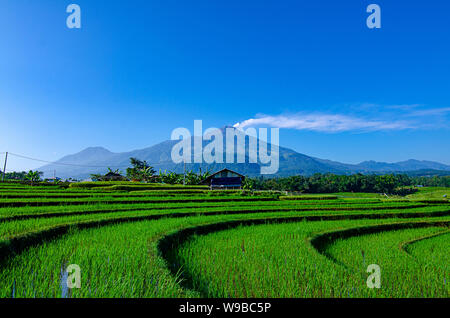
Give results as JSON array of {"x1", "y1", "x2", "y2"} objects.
[{"x1": 0, "y1": 0, "x2": 449, "y2": 171}]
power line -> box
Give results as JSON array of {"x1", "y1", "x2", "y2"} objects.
[
  {"x1": 3, "y1": 169, "x2": 21, "y2": 173},
  {"x1": 8, "y1": 152, "x2": 122, "y2": 168},
  {"x1": 7, "y1": 152, "x2": 164, "y2": 169}
]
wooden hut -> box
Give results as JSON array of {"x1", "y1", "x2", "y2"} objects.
[
  {"x1": 202, "y1": 168, "x2": 245, "y2": 190},
  {"x1": 102, "y1": 171, "x2": 127, "y2": 181}
]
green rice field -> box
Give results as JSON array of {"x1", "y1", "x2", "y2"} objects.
[{"x1": 0, "y1": 182, "x2": 448, "y2": 298}]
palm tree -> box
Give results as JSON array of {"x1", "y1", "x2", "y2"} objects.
[
  {"x1": 126, "y1": 158, "x2": 155, "y2": 182},
  {"x1": 25, "y1": 170, "x2": 43, "y2": 186},
  {"x1": 141, "y1": 166, "x2": 156, "y2": 182},
  {"x1": 107, "y1": 168, "x2": 120, "y2": 175}
]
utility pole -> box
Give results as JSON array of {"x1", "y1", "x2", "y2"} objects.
[
  {"x1": 2, "y1": 152, "x2": 8, "y2": 182},
  {"x1": 183, "y1": 161, "x2": 186, "y2": 186}
]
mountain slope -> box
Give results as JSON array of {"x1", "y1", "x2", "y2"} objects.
[
  {"x1": 357, "y1": 159, "x2": 450, "y2": 172},
  {"x1": 39, "y1": 132, "x2": 450, "y2": 179}
]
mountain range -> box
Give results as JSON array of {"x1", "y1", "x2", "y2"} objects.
[{"x1": 39, "y1": 128, "x2": 450, "y2": 179}]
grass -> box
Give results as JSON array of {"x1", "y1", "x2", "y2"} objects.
[
  {"x1": 0, "y1": 182, "x2": 448, "y2": 298},
  {"x1": 169, "y1": 219, "x2": 449, "y2": 298},
  {"x1": 0, "y1": 195, "x2": 278, "y2": 208},
  {"x1": 0, "y1": 200, "x2": 438, "y2": 219},
  {"x1": 324, "y1": 226, "x2": 449, "y2": 297},
  {"x1": 406, "y1": 231, "x2": 450, "y2": 271},
  {"x1": 2, "y1": 216, "x2": 448, "y2": 298},
  {"x1": 404, "y1": 187, "x2": 449, "y2": 200},
  {"x1": 68, "y1": 182, "x2": 208, "y2": 190}
]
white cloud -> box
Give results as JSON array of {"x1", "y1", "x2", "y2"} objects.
[
  {"x1": 386, "y1": 104, "x2": 423, "y2": 110},
  {"x1": 234, "y1": 113, "x2": 413, "y2": 133},
  {"x1": 407, "y1": 107, "x2": 450, "y2": 117}
]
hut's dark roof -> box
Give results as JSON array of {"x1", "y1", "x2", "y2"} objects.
[{"x1": 204, "y1": 168, "x2": 245, "y2": 182}]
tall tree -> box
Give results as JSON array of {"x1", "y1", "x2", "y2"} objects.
[
  {"x1": 126, "y1": 158, "x2": 155, "y2": 182},
  {"x1": 25, "y1": 170, "x2": 43, "y2": 186}
]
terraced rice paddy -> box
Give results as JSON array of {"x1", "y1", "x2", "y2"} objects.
[{"x1": 0, "y1": 182, "x2": 448, "y2": 298}]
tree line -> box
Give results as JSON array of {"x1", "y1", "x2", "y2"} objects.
[
  {"x1": 245, "y1": 173, "x2": 450, "y2": 194},
  {"x1": 1, "y1": 170, "x2": 45, "y2": 185},
  {"x1": 90, "y1": 158, "x2": 211, "y2": 185},
  {"x1": 2, "y1": 160, "x2": 450, "y2": 194}
]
